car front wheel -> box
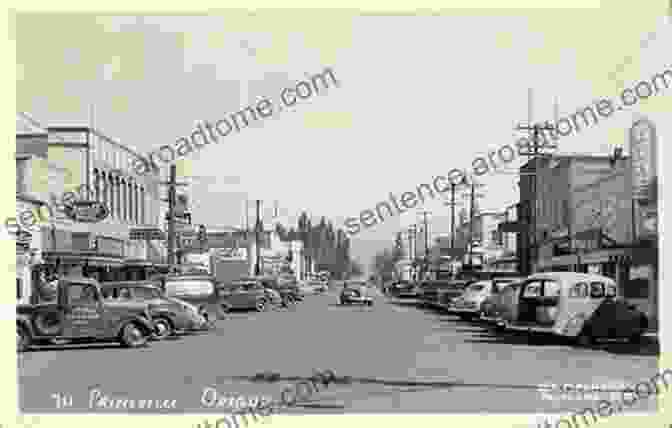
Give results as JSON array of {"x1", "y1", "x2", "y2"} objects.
[
  {"x1": 17, "y1": 325, "x2": 30, "y2": 352},
  {"x1": 153, "y1": 317, "x2": 173, "y2": 340},
  {"x1": 120, "y1": 323, "x2": 148, "y2": 348},
  {"x1": 256, "y1": 299, "x2": 267, "y2": 312}
]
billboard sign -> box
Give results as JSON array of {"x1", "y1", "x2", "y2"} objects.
[{"x1": 629, "y1": 117, "x2": 657, "y2": 204}]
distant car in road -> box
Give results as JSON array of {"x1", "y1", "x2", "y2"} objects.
[
  {"x1": 217, "y1": 279, "x2": 273, "y2": 312},
  {"x1": 339, "y1": 281, "x2": 373, "y2": 306},
  {"x1": 100, "y1": 281, "x2": 209, "y2": 339}
]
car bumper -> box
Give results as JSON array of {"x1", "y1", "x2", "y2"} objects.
[{"x1": 480, "y1": 314, "x2": 502, "y2": 324}]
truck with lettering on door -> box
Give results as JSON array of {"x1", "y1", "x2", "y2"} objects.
[{"x1": 16, "y1": 276, "x2": 155, "y2": 352}]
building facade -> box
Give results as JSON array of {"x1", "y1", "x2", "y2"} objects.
[{"x1": 16, "y1": 115, "x2": 167, "y2": 300}]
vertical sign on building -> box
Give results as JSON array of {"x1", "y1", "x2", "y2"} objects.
[{"x1": 629, "y1": 116, "x2": 658, "y2": 238}]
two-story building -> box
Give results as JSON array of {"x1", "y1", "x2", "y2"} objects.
[{"x1": 16, "y1": 114, "x2": 167, "y2": 292}]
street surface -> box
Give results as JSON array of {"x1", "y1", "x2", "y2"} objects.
[{"x1": 19, "y1": 288, "x2": 658, "y2": 414}]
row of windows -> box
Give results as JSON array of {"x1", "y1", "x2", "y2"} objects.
[{"x1": 92, "y1": 169, "x2": 146, "y2": 225}]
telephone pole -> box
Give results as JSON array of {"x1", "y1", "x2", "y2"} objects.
[
  {"x1": 254, "y1": 200, "x2": 263, "y2": 276},
  {"x1": 162, "y1": 164, "x2": 188, "y2": 266},
  {"x1": 419, "y1": 211, "x2": 431, "y2": 279}
]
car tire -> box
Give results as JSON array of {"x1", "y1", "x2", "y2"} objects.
[
  {"x1": 17, "y1": 325, "x2": 30, "y2": 353},
  {"x1": 119, "y1": 323, "x2": 148, "y2": 348},
  {"x1": 256, "y1": 299, "x2": 267, "y2": 312},
  {"x1": 367, "y1": 300, "x2": 373, "y2": 307},
  {"x1": 153, "y1": 317, "x2": 173, "y2": 340},
  {"x1": 285, "y1": 295, "x2": 296, "y2": 307}
]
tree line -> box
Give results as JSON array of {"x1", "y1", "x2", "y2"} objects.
[{"x1": 274, "y1": 211, "x2": 362, "y2": 279}]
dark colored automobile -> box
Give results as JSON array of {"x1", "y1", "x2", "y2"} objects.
[
  {"x1": 217, "y1": 279, "x2": 273, "y2": 312},
  {"x1": 436, "y1": 280, "x2": 472, "y2": 307},
  {"x1": 418, "y1": 280, "x2": 465, "y2": 306},
  {"x1": 100, "y1": 281, "x2": 209, "y2": 339},
  {"x1": 154, "y1": 274, "x2": 226, "y2": 321},
  {"x1": 392, "y1": 281, "x2": 417, "y2": 298},
  {"x1": 339, "y1": 281, "x2": 373, "y2": 306},
  {"x1": 256, "y1": 276, "x2": 303, "y2": 307},
  {"x1": 17, "y1": 276, "x2": 154, "y2": 352}
]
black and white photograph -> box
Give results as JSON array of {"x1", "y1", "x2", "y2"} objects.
[{"x1": 10, "y1": 7, "x2": 668, "y2": 424}]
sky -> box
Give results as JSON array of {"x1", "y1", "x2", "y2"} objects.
[{"x1": 14, "y1": 7, "x2": 670, "y2": 270}]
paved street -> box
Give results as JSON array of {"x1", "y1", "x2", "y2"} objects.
[{"x1": 19, "y1": 289, "x2": 658, "y2": 414}]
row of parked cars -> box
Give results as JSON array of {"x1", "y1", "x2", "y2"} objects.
[
  {"x1": 387, "y1": 271, "x2": 650, "y2": 346},
  {"x1": 17, "y1": 272, "x2": 317, "y2": 352}
]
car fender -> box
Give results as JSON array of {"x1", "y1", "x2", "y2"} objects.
[
  {"x1": 115, "y1": 315, "x2": 154, "y2": 337},
  {"x1": 17, "y1": 315, "x2": 34, "y2": 338},
  {"x1": 150, "y1": 309, "x2": 178, "y2": 323}
]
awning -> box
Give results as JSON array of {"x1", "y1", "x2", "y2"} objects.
[{"x1": 42, "y1": 251, "x2": 124, "y2": 267}]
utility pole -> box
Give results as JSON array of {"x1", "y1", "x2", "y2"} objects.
[
  {"x1": 419, "y1": 211, "x2": 431, "y2": 279},
  {"x1": 515, "y1": 123, "x2": 557, "y2": 274},
  {"x1": 161, "y1": 164, "x2": 188, "y2": 266},
  {"x1": 461, "y1": 177, "x2": 485, "y2": 267},
  {"x1": 254, "y1": 200, "x2": 262, "y2": 276}
]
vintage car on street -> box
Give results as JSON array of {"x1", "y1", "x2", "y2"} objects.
[
  {"x1": 390, "y1": 281, "x2": 417, "y2": 298},
  {"x1": 217, "y1": 279, "x2": 273, "y2": 312},
  {"x1": 257, "y1": 276, "x2": 303, "y2": 307},
  {"x1": 339, "y1": 281, "x2": 374, "y2": 306},
  {"x1": 499, "y1": 272, "x2": 649, "y2": 345},
  {"x1": 17, "y1": 276, "x2": 155, "y2": 352},
  {"x1": 435, "y1": 280, "x2": 471, "y2": 308},
  {"x1": 154, "y1": 274, "x2": 225, "y2": 321},
  {"x1": 100, "y1": 281, "x2": 209, "y2": 339},
  {"x1": 449, "y1": 277, "x2": 522, "y2": 320},
  {"x1": 419, "y1": 280, "x2": 469, "y2": 308},
  {"x1": 480, "y1": 281, "x2": 524, "y2": 330}
]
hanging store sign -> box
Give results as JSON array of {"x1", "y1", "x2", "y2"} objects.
[
  {"x1": 64, "y1": 201, "x2": 109, "y2": 223},
  {"x1": 629, "y1": 117, "x2": 657, "y2": 204}
]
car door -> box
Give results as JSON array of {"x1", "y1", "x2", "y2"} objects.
[{"x1": 61, "y1": 283, "x2": 105, "y2": 337}]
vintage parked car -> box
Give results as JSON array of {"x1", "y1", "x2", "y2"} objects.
[
  {"x1": 17, "y1": 276, "x2": 155, "y2": 352},
  {"x1": 391, "y1": 281, "x2": 417, "y2": 298},
  {"x1": 339, "y1": 281, "x2": 374, "y2": 306},
  {"x1": 499, "y1": 272, "x2": 649, "y2": 345},
  {"x1": 257, "y1": 276, "x2": 303, "y2": 307},
  {"x1": 480, "y1": 281, "x2": 524, "y2": 330},
  {"x1": 418, "y1": 280, "x2": 467, "y2": 307},
  {"x1": 217, "y1": 279, "x2": 273, "y2": 312},
  {"x1": 100, "y1": 281, "x2": 209, "y2": 339},
  {"x1": 154, "y1": 274, "x2": 226, "y2": 322},
  {"x1": 435, "y1": 280, "x2": 471, "y2": 308},
  {"x1": 449, "y1": 278, "x2": 522, "y2": 320}
]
